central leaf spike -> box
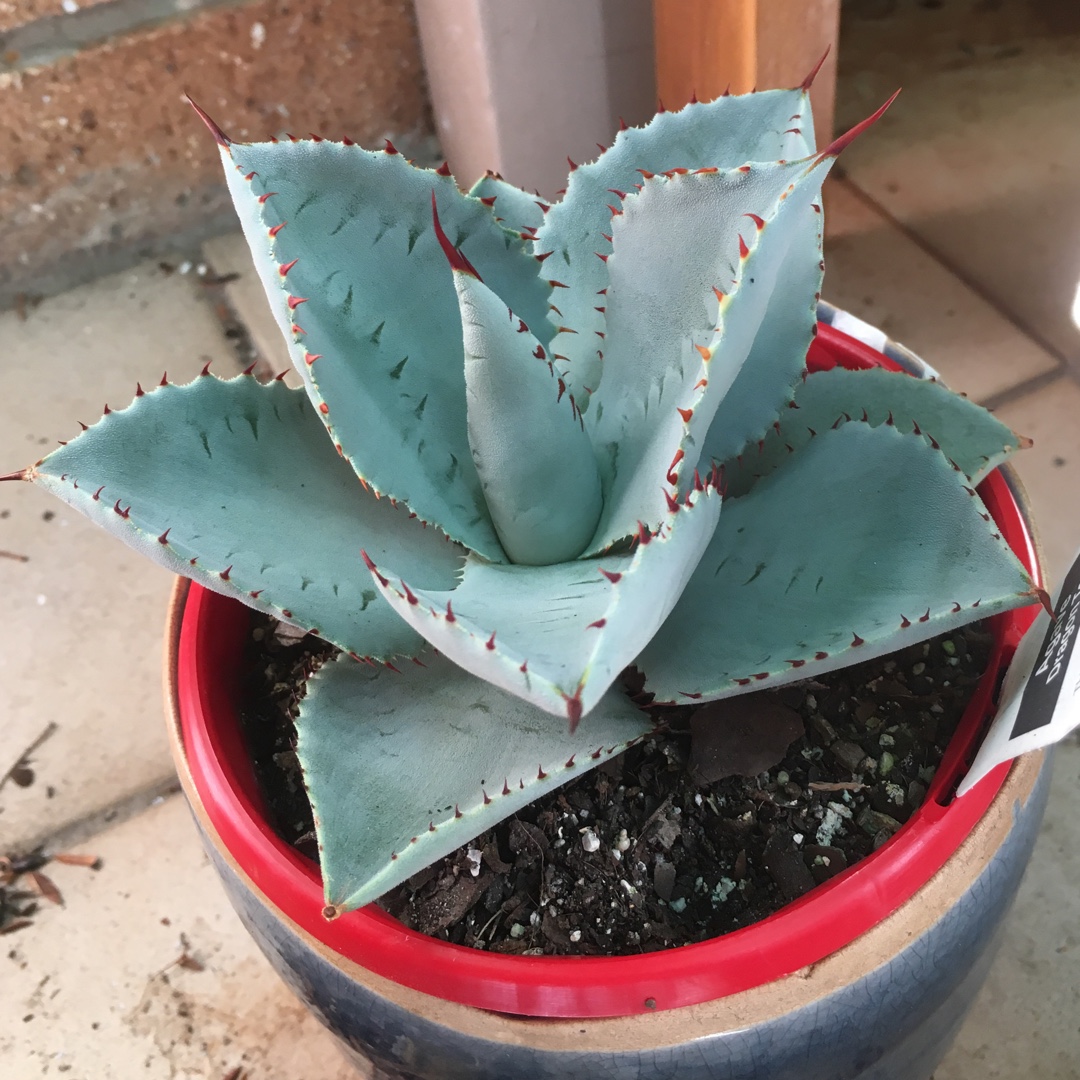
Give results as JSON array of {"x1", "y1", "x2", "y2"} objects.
[
  {"x1": 431, "y1": 193, "x2": 483, "y2": 280},
  {"x1": 438, "y1": 199, "x2": 604, "y2": 565}
]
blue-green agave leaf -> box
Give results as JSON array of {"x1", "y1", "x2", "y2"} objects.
[
  {"x1": 534, "y1": 89, "x2": 815, "y2": 408},
  {"x1": 219, "y1": 138, "x2": 555, "y2": 561},
  {"x1": 698, "y1": 198, "x2": 823, "y2": 467},
  {"x1": 362, "y1": 485, "x2": 722, "y2": 724},
  {"x1": 30, "y1": 374, "x2": 463, "y2": 660},
  {"x1": 584, "y1": 157, "x2": 831, "y2": 553},
  {"x1": 455, "y1": 269, "x2": 603, "y2": 564},
  {"x1": 468, "y1": 171, "x2": 548, "y2": 235},
  {"x1": 721, "y1": 366, "x2": 1029, "y2": 499},
  {"x1": 297, "y1": 653, "x2": 654, "y2": 913},
  {"x1": 639, "y1": 423, "x2": 1036, "y2": 703}
]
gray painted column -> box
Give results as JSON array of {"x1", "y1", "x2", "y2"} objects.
[{"x1": 414, "y1": 0, "x2": 655, "y2": 197}]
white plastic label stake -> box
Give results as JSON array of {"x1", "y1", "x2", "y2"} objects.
[
  {"x1": 827, "y1": 309, "x2": 889, "y2": 356},
  {"x1": 958, "y1": 547, "x2": 1080, "y2": 796}
]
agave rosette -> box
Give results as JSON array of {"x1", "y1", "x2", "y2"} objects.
[{"x1": 10, "y1": 86, "x2": 1039, "y2": 913}]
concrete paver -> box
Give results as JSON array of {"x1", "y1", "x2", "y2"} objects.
[
  {"x1": 837, "y1": 0, "x2": 1080, "y2": 373},
  {"x1": 824, "y1": 178, "x2": 1061, "y2": 403},
  {"x1": 996, "y1": 378, "x2": 1080, "y2": 589},
  {"x1": 0, "y1": 264, "x2": 240, "y2": 851},
  {"x1": 0, "y1": 794, "x2": 362, "y2": 1080}
]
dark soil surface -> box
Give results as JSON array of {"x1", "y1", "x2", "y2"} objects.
[{"x1": 238, "y1": 615, "x2": 993, "y2": 956}]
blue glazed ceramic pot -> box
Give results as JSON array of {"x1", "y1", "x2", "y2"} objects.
[
  {"x1": 166, "y1": 645, "x2": 1050, "y2": 1079},
  {"x1": 162, "y1": 312, "x2": 1055, "y2": 1079}
]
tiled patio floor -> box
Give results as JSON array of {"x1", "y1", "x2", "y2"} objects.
[
  {"x1": 3, "y1": 795, "x2": 362, "y2": 1080},
  {"x1": 3, "y1": 2, "x2": 1080, "y2": 1074}
]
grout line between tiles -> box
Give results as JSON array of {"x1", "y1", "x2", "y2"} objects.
[
  {"x1": 5, "y1": 775, "x2": 182, "y2": 857},
  {"x1": 196, "y1": 246, "x2": 274, "y2": 380},
  {"x1": 832, "y1": 172, "x2": 1073, "y2": 374},
  {"x1": 979, "y1": 367, "x2": 1072, "y2": 414}
]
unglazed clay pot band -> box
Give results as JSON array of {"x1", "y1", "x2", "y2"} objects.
[{"x1": 163, "y1": 576, "x2": 1046, "y2": 1052}]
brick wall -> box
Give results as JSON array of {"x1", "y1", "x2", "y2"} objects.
[{"x1": 0, "y1": 0, "x2": 433, "y2": 308}]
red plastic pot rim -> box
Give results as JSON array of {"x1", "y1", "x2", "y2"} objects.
[{"x1": 176, "y1": 321, "x2": 1043, "y2": 1019}]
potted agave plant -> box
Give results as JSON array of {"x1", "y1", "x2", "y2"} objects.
[{"x1": 3, "y1": 78, "x2": 1055, "y2": 1078}]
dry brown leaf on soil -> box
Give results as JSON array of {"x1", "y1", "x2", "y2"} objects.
[{"x1": 689, "y1": 696, "x2": 805, "y2": 784}]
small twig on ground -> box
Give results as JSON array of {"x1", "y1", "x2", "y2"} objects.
[
  {"x1": 50, "y1": 853, "x2": 102, "y2": 869},
  {"x1": 151, "y1": 931, "x2": 205, "y2": 980},
  {"x1": 808, "y1": 781, "x2": 867, "y2": 793},
  {"x1": 0, "y1": 846, "x2": 100, "y2": 934},
  {"x1": 0, "y1": 721, "x2": 58, "y2": 794},
  {"x1": 0, "y1": 549, "x2": 29, "y2": 562}
]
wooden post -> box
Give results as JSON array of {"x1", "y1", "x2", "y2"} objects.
[{"x1": 653, "y1": 0, "x2": 840, "y2": 145}]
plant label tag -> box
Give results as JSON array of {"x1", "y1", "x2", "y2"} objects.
[
  {"x1": 958, "y1": 546, "x2": 1080, "y2": 796},
  {"x1": 826, "y1": 308, "x2": 890, "y2": 355}
]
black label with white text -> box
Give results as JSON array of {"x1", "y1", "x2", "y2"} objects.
[{"x1": 1012, "y1": 554, "x2": 1080, "y2": 739}]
